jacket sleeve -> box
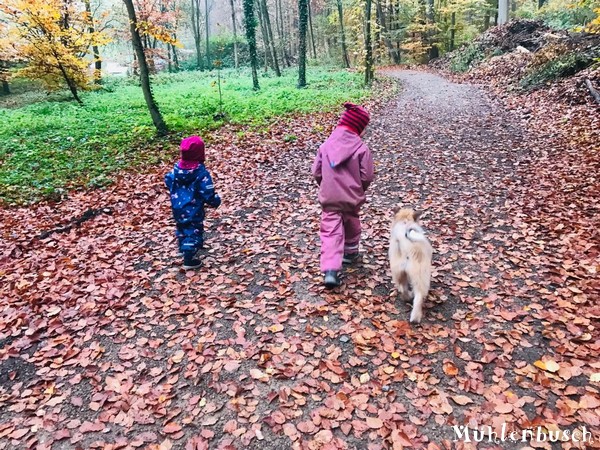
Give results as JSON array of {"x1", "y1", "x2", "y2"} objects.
[
  {"x1": 164, "y1": 171, "x2": 173, "y2": 191},
  {"x1": 359, "y1": 145, "x2": 375, "y2": 191},
  {"x1": 311, "y1": 148, "x2": 323, "y2": 185},
  {"x1": 199, "y1": 171, "x2": 221, "y2": 208}
]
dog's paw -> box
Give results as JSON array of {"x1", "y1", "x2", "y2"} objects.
[
  {"x1": 400, "y1": 292, "x2": 412, "y2": 303},
  {"x1": 410, "y1": 309, "x2": 423, "y2": 324}
]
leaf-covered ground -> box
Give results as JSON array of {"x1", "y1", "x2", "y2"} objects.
[{"x1": 0, "y1": 69, "x2": 598, "y2": 449}]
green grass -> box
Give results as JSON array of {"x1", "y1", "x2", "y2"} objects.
[{"x1": 0, "y1": 67, "x2": 371, "y2": 205}]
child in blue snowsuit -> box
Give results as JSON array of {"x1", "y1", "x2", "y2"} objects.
[{"x1": 165, "y1": 136, "x2": 221, "y2": 269}]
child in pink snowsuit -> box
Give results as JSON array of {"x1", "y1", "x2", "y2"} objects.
[{"x1": 311, "y1": 102, "x2": 374, "y2": 288}]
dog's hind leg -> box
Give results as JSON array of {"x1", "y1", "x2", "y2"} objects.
[
  {"x1": 394, "y1": 271, "x2": 411, "y2": 302},
  {"x1": 410, "y1": 291, "x2": 424, "y2": 324},
  {"x1": 409, "y1": 276, "x2": 430, "y2": 323}
]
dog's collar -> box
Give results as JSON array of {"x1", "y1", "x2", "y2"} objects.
[{"x1": 405, "y1": 227, "x2": 423, "y2": 239}]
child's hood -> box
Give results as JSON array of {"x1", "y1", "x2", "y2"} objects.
[
  {"x1": 171, "y1": 164, "x2": 205, "y2": 184},
  {"x1": 321, "y1": 127, "x2": 364, "y2": 169}
]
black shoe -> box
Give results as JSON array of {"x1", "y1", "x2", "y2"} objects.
[
  {"x1": 323, "y1": 271, "x2": 341, "y2": 288},
  {"x1": 183, "y1": 257, "x2": 202, "y2": 270},
  {"x1": 342, "y1": 253, "x2": 360, "y2": 265}
]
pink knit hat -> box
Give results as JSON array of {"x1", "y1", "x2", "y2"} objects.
[
  {"x1": 337, "y1": 102, "x2": 370, "y2": 135},
  {"x1": 178, "y1": 136, "x2": 205, "y2": 170}
]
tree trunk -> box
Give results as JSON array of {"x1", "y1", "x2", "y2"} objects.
[
  {"x1": 122, "y1": 0, "x2": 168, "y2": 135},
  {"x1": 242, "y1": 0, "x2": 260, "y2": 89},
  {"x1": 191, "y1": 0, "x2": 203, "y2": 70},
  {"x1": 483, "y1": 11, "x2": 490, "y2": 30},
  {"x1": 376, "y1": 0, "x2": 399, "y2": 64},
  {"x1": 256, "y1": 0, "x2": 271, "y2": 71},
  {"x1": 51, "y1": 41, "x2": 83, "y2": 104},
  {"x1": 61, "y1": 64, "x2": 82, "y2": 103},
  {"x1": 307, "y1": 0, "x2": 317, "y2": 58},
  {"x1": 584, "y1": 79, "x2": 600, "y2": 104},
  {"x1": 289, "y1": 6, "x2": 297, "y2": 60},
  {"x1": 141, "y1": 35, "x2": 156, "y2": 74},
  {"x1": 450, "y1": 11, "x2": 456, "y2": 51},
  {"x1": 426, "y1": 0, "x2": 438, "y2": 60},
  {"x1": 61, "y1": 0, "x2": 71, "y2": 35},
  {"x1": 229, "y1": 0, "x2": 240, "y2": 69},
  {"x1": 336, "y1": 0, "x2": 350, "y2": 68},
  {"x1": 498, "y1": 0, "x2": 509, "y2": 24},
  {"x1": 298, "y1": 0, "x2": 308, "y2": 87},
  {"x1": 275, "y1": 0, "x2": 291, "y2": 67},
  {"x1": 374, "y1": 3, "x2": 381, "y2": 63},
  {"x1": 171, "y1": 41, "x2": 180, "y2": 71},
  {"x1": 205, "y1": 0, "x2": 211, "y2": 68},
  {"x1": 84, "y1": 0, "x2": 102, "y2": 84},
  {"x1": 364, "y1": 0, "x2": 373, "y2": 85},
  {"x1": 92, "y1": 45, "x2": 102, "y2": 83},
  {"x1": 289, "y1": 3, "x2": 296, "y2": 61},
  {"x1": 168, "y1": 43, "x2": 172, "y2": 72},
  {"x1": 1, "y1": 79, "x2": 9, "y2": 95},
  {"x1": 260, "y1": 0, "x2": 281, "y2": 76}
]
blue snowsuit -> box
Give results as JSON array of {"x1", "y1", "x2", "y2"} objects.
[{"x1": 165, "y1": 163, "x2": 221, "y2": 257}]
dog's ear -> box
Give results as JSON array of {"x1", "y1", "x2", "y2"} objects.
[
  {"x1": 392, "y1": 205, "x2": 401, "y2": 215},
  {"x1": 413, "y1": 210, "x2": 424, "y2": 221}
]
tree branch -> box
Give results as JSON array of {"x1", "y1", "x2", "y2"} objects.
[{"x1": 584, "y1": 79, "x2": 600, "y2": 105}]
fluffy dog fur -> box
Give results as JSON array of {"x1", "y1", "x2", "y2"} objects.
[{"x1": 389, "y1": 207, "x2": 433, "y2": 323}]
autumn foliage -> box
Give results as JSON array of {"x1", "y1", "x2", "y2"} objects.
[{"x1": 0, "y1": 0, "x2": 109, "y2": 102}]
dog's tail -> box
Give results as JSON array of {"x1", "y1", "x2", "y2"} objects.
[{"x1": 405, "y1": 228, "x2": 428, "y2": 244}]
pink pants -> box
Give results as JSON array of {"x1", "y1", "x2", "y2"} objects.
[{"x1": 320, "y1": 209, "x2": 361, "y2": 272}]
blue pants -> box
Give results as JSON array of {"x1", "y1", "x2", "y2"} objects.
[{"x1": 176, "y1": 221, "x2": 204, "y2": 257}]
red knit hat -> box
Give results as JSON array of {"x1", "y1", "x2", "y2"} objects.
[
  {"x1": 337, "y1": 102, "x2": 370, "y2": 135},
  {"x1": 178, "y1": 136, "x2": 205, "y2": 170}
]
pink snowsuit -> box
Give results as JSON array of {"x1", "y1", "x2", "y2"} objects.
[{"x1": 312, "y1": 126, "x2": 374, "y2": 272}]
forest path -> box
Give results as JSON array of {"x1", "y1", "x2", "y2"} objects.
[{"x1": 0, "y1": 69, "x2": 597, "y2": 449}]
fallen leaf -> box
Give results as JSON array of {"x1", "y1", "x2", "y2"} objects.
[
  {"x1": 163, "y1": 423, "x2": 182, "y2": 434},
  {"x1": 366, "y1": 417, "x2": 384, "y2": 429},
  {"x1": 451, "y1": 395, "x2": 473, "y2": 406},
  {"x1": 534, "y1": 360, "x2": 560, "y2": 373}
]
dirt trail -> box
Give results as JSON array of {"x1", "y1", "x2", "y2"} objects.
[{"x1": 0, "y1": 70, "x2": 597, "y2": 450}]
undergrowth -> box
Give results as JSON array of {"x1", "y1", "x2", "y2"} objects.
[{"x1": 0, "y1": 67, "x2": 371, "y2": 205}]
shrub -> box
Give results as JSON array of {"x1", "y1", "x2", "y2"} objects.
[
  {"x1": 520, "y1": 51, "x2": 596, "y2": 88},
  {"x1": 449, "y1": 42, "x2": 486, "y2": 72},
  {"x1": 538, "y1": 0, "x2": 598, "y2": 30},
  {"x1": 179, "y1": 35, "x2": 250, "y2": 71}
]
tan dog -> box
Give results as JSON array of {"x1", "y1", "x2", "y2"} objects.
[{"x1": 389, "y1": 207, "x2": 433, "y2": 323}]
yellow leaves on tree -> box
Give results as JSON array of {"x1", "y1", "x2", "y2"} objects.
[
  {"x1": 0, "y1": 0, "x2": 110, "y2": 103},
  {"x1": 136, "y1": 21, "x2": 180, "y2": 47},
  {"x1": 133, "y1": 0, "x2": 180, "y2": 42},
  {"x1": 585, "y1": 8, "x2": 600, "y2": 33}
]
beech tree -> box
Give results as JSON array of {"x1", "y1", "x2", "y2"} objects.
[
  {"x1": 242, "y1": 0, "x2": 260, "y2": 89},
  {"x1": 258, "y1": 0, "x2": 281, "y2": 76},
  {"x1": 131, "y1": 0, "x2": 181, "y2": 74},
  {"x1": 0, "y1": 0, "x2": 109, "y2": 103},
  {"x1": 205, "y1": 0, "x2": 211, "y2": 68},
  {"x1": 190, "y1": 0, "x2": 204, "y2": 70},
  {"x1": 298, "y1": 0, "x2": 308, "y2": 87},
  {"x1": 122, "y1": 0, "x2": 168, "y2": 135},
  {"x1": 229, "y1": 0, "x2": 240, "y2": 69},
  {"x1": 336, "y1": 0, "x2": 350, "y2": 68},
  {"x1": 364, "y1": 0, "x2": 374, "y2": 84}
]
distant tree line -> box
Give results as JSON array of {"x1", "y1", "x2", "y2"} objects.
[{"x1": 1, "y1": 0, "x2": 597, "y2": 133}]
